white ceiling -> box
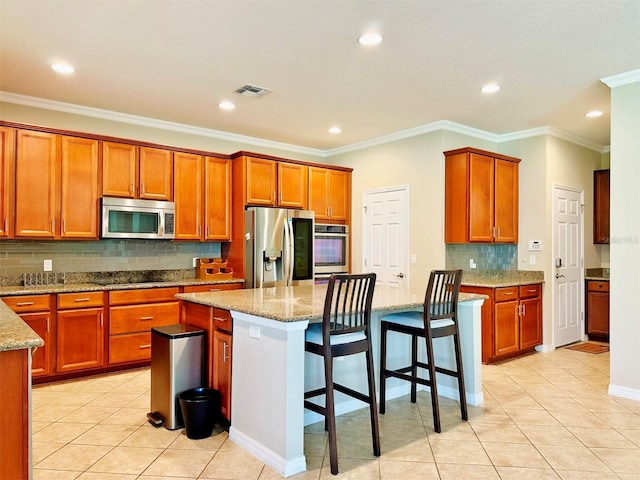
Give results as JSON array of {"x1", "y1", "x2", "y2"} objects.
[{"x1": 1, "y1": 0, "x2": 639, "y2": 152}]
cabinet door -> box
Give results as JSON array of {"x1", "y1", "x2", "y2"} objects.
[
  {"x1": 15, "y1": 130, "x2": 59, "y2": 238},
  {"x1": 278, "y1": 162, "x2": 308, "y2": 209},
  {"x1": 587, "y1": 291, "x2": 609, "y2": 336},
  {"x1": 20, "y1": 312, "x2": 52, "y2": 377},
  {"x1": 204, "y1": 157, "x2": 231, "y2": 240},
  {"x1": 494, "y1": 159, "x2": 518, "y2": 243},
  {"x1": 468, "y1": 153, "x2": 495, "y2": 242},
  {"x1": 327, "y1": 169, "x2": 349, "y2": 221},
  {"x1": 102, "y1": 141, "x2": 137, "y2": 198},
  {"x1": 174, "y1": 152, "x2": 203, "y2": 240},
  {"x1": 213, "y1": 329, "x2": 232, "y2": 420},
  {"x1": 139, "y1": 147, "x2": 173, "y2": 200},
  {"x1": 494, "y1": 300, "x2": 519, "y2": 357},
  {"x1": 56, "y1": 307, "x2": 104, "y2": 373},
  {"x1": 0, "y1": 127, "x2": 15, "y2": 238},
  {"x1": 309, "y1": 166, "x2": 329, "y2": 220},
  {"x1": 593, "y1": 169, "x2": 610, "y2": 244},
  {"x1": 245, "y1": 157, "x2": 276, "y2": 206},
  {"x1": 519, "y1": 297, "x2": 541, "y2": 349},
  {"x1": 60, "y1": 136, "x2": 100, "y2": 239}
]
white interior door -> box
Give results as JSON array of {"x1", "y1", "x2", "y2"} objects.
[
  {"x1": 363, "y1": 186, "x2": 409, "y2": 287},
  {"x1": 553, "y1": 185, "x2": 584, "y2": 347}
]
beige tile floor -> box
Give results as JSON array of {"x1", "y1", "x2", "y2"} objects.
[{"x1": 31, "y1": 347, "x2": 640, "y2": 479}]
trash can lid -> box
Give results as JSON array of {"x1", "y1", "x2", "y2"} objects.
[{"x1": 151, "y1": 324, "x2": 205, "y2": 339}]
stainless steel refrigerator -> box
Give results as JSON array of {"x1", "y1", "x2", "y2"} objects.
[{"x1": 244, "y1": 207, "x2": 315, "y2": 288}]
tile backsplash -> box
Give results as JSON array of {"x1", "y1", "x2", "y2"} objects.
[
  {"x1": 0, "y1": 240, "x2": 221, "y2": 276},
  {"x1": 445, "y1": 243, "x2": 518, "y2": 271}
]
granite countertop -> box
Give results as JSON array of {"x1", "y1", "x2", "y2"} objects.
[
  {"x1": 585, "y1": 277, "x2": 610, "y2": 281},
  {"x1": 177, "y1": 285, "x2": 486, "y2": 323},
  {"x1": 461, "y1": 270, "x2": 544, "y2": 287},
  {"x1": 585, "y1": 267, "x2": 610, "y2": 281},
  {"x1": 0, "y1": 278, "x2": 244, "y2": 297},
  {"x1": 0, "y1": 300, "x2": 44, "y2": 352}
]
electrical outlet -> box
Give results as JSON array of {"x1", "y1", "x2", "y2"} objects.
[
  {"x1": 43, "y1": 259, "x2": 53, "y2": 272},
  {"x1": 249, "y1": 326, "x2": 261, "y2": 339},
  {"x1": 469, "y1": 258, "x2": 477, "y2": 269},
  {"x1": 410, "y1": 254, "x2": 417, "y2": 264},
  {"x1": 192, "y1": 257, "x2": 198, "y2": 268}
]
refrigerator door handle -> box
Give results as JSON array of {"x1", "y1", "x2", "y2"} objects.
[{"x1": 285, "y1": 218, "x2": 293, "y2": 285}]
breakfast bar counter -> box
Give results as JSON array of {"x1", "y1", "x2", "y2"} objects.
[{"x1": 177, "y1": 285, "x2": 485, "y2": 478}]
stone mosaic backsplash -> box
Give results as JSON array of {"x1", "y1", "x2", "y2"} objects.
[{"x1": 445, "y1": 244, "x2": 518, "y2": 271}]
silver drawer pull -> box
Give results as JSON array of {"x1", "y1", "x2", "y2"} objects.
[
  {"x1": 140, "y1": 316, "x2": 154, "y2": 321},
  {"x1": 215, "y1": 316, "x2": 227, "y2": 322},
  {"x1": 74, "y1": 298, "x2": 91, "y2": 302},
  {"x1": 139, "y1": 344, "x2": 151, "y2": 349},
  {"x1": 16, "y1": 301, "x2": 35, "y2": 306}
]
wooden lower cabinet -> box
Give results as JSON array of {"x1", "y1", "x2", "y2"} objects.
[
  {"x1": 586, "y1": 280, "x2": 609, "y2": 338},
  {"x1": 461, "y1": 283, "x2": 542, "y2": 363},
  {"x1": 213, "y1": 329, "x2": 232, "y2": 420},
  {"x1": 56, "y1": 307, "x2": 105, "y2": 373},
  {"x1": 108, "y1": 288, "x2": 180, "y2": 364}
]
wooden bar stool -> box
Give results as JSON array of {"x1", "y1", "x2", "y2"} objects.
[
  {"x1": 304, "y1": 273, "x2": 380, "y2": 475},
  {"x1": 379, "y1": 269, "x2": 467, "y2": 433}
]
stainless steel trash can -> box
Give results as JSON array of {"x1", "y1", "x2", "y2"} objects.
[{"x1": 150, "y1": 324, "x2": 204, "y2": 430}]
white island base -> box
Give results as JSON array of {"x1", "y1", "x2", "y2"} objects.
[{"x1": 228, "y1": 298, "x2": 484, "y2": 477}]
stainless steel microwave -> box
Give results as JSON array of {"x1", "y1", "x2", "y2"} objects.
[{"x1": 101, "y1": 197, "x2": 175, "y2": 240}]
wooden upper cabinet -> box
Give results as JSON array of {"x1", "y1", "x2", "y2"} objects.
[
  {"x1": 245, "y1": 156, "x2": 277, "y2": 206},
  {"x1": 139, "y1": 147, "x2": 173, "y2": 200},
  {"x1": 102, "y1": 143, "x2": 173, "y2": 200},
  {"x1": 445, "y1": 147, "x2": 520, "y2": 243},
  {"x1": 174, "y1": 152, "x2": 203, "y2": 240},
  {"x1": 278, "y1": 162, "x2": 308, "y2": 209},
  {"x1": 309, "y1": 166, "x2": 350, "y2": 222},
  {"x1": 205, "y1": 157, "x2": 231, "y2": 240},
  {"x1": 0, "y1": 126, "x2": 15, "y2": 238},
  {"x1": 60, "y1": 136, "x2": 100, "y2": 239},
  {"x1": 102, "y1": 142, "x2": 137, "y2": 198},
  {"x1": 15, "y1": 130, "x2": 60, "y2": 238},
  {"x1": 593, "y1": 169, "x2": 610, "y2": 244}
]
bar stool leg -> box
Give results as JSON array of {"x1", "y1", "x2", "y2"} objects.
[
  {"x1": 453, "y1": 331, "x2": 468, "y2": 421},
  {"x1": 379, "y1": 322, "x2": 388, "y2": 414},
  {"x1": 365, "y1": 347, "x2": 381, "y2": 456},
  {"x1": 323, "y1": 353, "x2": 339, "y2": 475},
  {"x1": 424, "y1": 334, "x2": 441, "y2": 433},
  {"x1": 410, "y1": 333, "x2": 418, "y2": 403}
]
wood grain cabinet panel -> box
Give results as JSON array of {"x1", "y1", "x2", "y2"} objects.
[
  {"x1": 174, "y1": 152, "x2": 203, "y2": 240},
  {"x1": 56, "y1": 307, "x2": 104, "y2": 373},
  {"x1": 593, "y1": 169, "x2": 610, "y2": 244},
  {"x1": 139, "y1": 147, "x2": 173, "y2": 200},
  {"x1": 0, "y1": 126, "x2": 15, "y2": 238},
  {"x1": 204, "y1": 157, "x2": 232, "y2": 240},
  {"x1": 213, "y1": 329, "x2": 232, "y2": 420},
  {"x1": 245, "y1": 156, "x2": 277, "y2": 206},
  {"x1": 278, "y1": 162, "x2": 308, "y2": 209},
  {"x1": 14, "y1": 130, "x2": 60, "y2": 238},
  {"x1": 309, "y1": 166, "x2": 350, "y2": 222},
  {"x1": 102, "y1": 141, "x2": 137, "y2": 198},
  {"x1": 445, "y1": 147, "x2": 520, "y2": 243},
  {"x1": 586, "y1": 280, "x2": 609, "y2": 338},
  {"x1": 60, "y1": 136, "x2": 100, "y2": 239}
]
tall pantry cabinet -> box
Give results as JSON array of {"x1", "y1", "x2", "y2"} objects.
[
  {"x1": 0, "y1": 126, "x2": 15, "y2": 238},
  {"x1": 445, "y1": 147, "x2": 520, "y2": 243}
]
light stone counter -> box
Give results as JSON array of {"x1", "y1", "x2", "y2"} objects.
[
  {"x1": 0, "y1": 300, "x2": 44, "y2": 352},
  {"x1": 176, "y1": 284, "x2": 485, "y2": 322},
  {"x1": 461, "y1": 269, "x2": 544, "y2": 287}
]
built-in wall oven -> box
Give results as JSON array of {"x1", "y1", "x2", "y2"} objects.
[{"x1": 314, "y1": 224, "x2": 349, "y2": 281}]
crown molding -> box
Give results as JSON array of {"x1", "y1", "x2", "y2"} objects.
[
  {"x1": 601, "y1": 69, "x2": 640, "y2": 88},
  {"x1": 1, "y1": 90, "x2": 608, "y2": 157},
  {"x1": 0, "y1": 91, "x2": 325, "y2": 157}
]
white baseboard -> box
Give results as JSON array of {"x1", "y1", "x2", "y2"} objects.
[
  {"x1": 229, "y1": 426, "x2": 306, "y2": 478},
  {"x1": 608, "y1": 384, "x2": 640, "y2": 401}
]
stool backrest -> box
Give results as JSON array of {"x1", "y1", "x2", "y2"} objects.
[
  {"x1": 323, "y1": 273, "x2": 377, "y2": 337},
  {"x1": 424, "y1": 269, "x2": 463, "y2": 322}
]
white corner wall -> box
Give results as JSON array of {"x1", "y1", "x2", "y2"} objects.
[{"x1": 607, "y1": 77, "x2": 640, "y2": 400}]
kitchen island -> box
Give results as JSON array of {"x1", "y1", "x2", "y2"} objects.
[{"x1": 178, "y1": 284, "x2": 485, "y2": 477}]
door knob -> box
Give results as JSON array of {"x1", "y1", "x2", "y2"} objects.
[
  {"x1": 555, "y1": 273, "x2": 565, "y2": 279},
  {"x1": 396, "y1": 273, "x2": 404, "y2": 278}
]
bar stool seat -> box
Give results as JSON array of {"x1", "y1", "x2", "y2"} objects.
[
  {"x1": 304, "y1": 273, "x2": 380, "y2": 475},
  {"x1": 379, "y1": 269, "x2": 467, "y2": 434}
]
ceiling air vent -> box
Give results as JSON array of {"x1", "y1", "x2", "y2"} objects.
[{"x1": 234, "y1": 84, "x2": 272, "y2": 98}]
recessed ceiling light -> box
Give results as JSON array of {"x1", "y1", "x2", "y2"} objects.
[
  {"x1": 585, "y1": 110, "x2": 603, "y2": 118},
  {"x1": 51, "y1": 63, "x2": 75, "y2": 74},
  {"x1": 481, "y1": 83, "x2": 501, "y2": 94},
  {"x1": 358, "y1": 33, "x2": 382, "y2": 46},
  {"x1": 218, "y1": 101, "x2": 236, "y2": 111},
  {"x1": 328, "y1": 126, "x2": 342, "y2": 135}
]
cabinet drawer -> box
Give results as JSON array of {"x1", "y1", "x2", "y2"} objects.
[
  {"x1": 587, "y1": 281, "x2": 609, "y2": 292},
  {"x1": 519, "y1": 284, "x2": 541, "y2": 299},
  {"x1": 109, "y1": 287, "x2": 180, "y2": 306},
  {"x1": 110, "y1": 302, "x2": 179, "y2": 334},
  {"x1": 214, "y1": 308, "x2": 232, "y2": 333},
  {"x1": 57, "y1": 291, "x2": 104, "y2": 309},
  {"x1": 495, "y1": 287, "x2": 518, "y2": 302},
  {"x1": 2, "y1": 294, "x2": 51, "y2": 313},
  {"x1": 182, "y1": 283, "x2": 243, "y2": 293},
  {"x1": 109, "y1": 333, "x2": 152, "y2": 363}
]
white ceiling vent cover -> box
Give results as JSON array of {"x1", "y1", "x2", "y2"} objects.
[{"x1": 235, "y1": 84, "x2": 272, "y2": 98}]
